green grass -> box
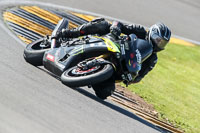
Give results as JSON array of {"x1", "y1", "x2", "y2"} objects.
[{"x1": 127, "y1": 43, "x2": 200, "y2": 133}]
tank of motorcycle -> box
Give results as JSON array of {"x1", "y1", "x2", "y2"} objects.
[
  {"x1": 125, "y1": 50, "x2": 141, "y2": 74},
  {"x1": 125, "y1": 34, "x2": 153, "y2": 74}
]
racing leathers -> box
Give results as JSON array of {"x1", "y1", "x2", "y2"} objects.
[{"x1": 58, "y1": 18, "x2": 157, "y2": 83}]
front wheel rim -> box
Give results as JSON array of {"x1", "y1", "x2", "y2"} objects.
[{"x1": 32, "y1": 40, "x2": 50, "y2": 50}]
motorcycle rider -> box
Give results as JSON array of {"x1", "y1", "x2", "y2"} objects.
[{"x1": 55, "y1": 18, "x2": 171, "y2": 84}]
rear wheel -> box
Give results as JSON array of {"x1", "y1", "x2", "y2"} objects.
[
  {"x1": 61, "y1": 60, "x2": 114, "y2": 87},
  {"x1": 92, "y1": 79, "x2": 115, "y2": 100},
  {"x1": 23, "y1": 37, "x2": 51, "y2": 66}
]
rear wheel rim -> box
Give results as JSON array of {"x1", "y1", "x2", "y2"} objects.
[{"x1": 69, "y1": 66, "x2": 101, "y2": 76}]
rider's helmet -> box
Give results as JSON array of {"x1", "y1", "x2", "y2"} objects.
[{"x1": 148, "y1": 22, "x2": 171, "y2": 52}]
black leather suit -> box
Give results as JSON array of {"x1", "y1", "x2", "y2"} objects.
[{"x1": 61, "y1": 18, "x2": 157, "y2": 83}]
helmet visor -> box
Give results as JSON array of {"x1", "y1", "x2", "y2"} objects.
[{"x1": 151, "y1": 33, "x2": 168, "y2": 50}]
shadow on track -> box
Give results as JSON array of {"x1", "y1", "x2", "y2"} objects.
[
  {"x1": 73, "y1": 88, "x2": 169, "y2": 133},
  {"x1": 36, "y1": 66, "x2": 169, "y2": 133}
]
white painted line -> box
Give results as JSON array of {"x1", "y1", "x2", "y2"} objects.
[
  {"x1": 0, "y1": 19, "x2": 26, "y2": 47},
  {"x1": 173, "y1": 35, "x2": 200, "y2": 45}
]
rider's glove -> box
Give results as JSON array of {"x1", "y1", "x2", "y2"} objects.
[
  {"x1": 110, "y1": 21, "x2": 122, "y2": 37},
  {"x1": 51, "y1": 29, "x2": 71, "y2": 39},
  {"x1": 61, "y1": 29, "x2": 71, "y2": 38}
]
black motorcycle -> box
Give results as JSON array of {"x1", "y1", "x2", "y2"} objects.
[{"x1": 24, "y1": 18, "x2": 153, "y2": 99}]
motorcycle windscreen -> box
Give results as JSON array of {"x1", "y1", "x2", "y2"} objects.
[{"x1": 51, "y1": 18, "x2": 69, "y2": 37}]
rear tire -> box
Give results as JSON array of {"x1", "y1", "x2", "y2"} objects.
[
  {"x1": 92, "y1": 80, "x2": 115, "y2": 100},
  {"x1": 23, "y1": 38, "x2": 51, "y2": 66},
  {"x1": 61, "y1": 64, "x2": 114, "y2": 87}
]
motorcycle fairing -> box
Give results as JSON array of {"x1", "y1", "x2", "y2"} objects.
[{"x1": 43, "y1": 36, "x2": 120, "y2": 76}]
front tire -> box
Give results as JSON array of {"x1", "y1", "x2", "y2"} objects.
[
  {"x1": 23, "y1": 38, "x2": 51, "y2": 66},
  {"x1": 61, "y1": 64, "x2": 114, "y2": 87}
]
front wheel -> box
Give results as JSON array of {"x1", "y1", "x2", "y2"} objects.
[
  {"x1": 61, "y1": 63, "x2": 114, "y2": 87},
  {"x1": 23, "y1": 37, "x2": 51, "y2": 66}
]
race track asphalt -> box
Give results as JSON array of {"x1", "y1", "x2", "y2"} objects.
[
  {"x1": 0, "y1": 0, "x2": 199, "y2": 133},
  {"x1": 37, "y1": 0, "x2": 200, "y2": 42}
]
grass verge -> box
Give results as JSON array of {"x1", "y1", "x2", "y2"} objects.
[{"x1": 127, "y1": 43, "x2": 200, "y2": 133}]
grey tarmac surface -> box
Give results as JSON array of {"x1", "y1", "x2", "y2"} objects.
[
  {"x1": 0, "y1": 0, "x2": 198, "y2": 133},
  {"x1": 32, "y1": 0, "x2": 200, "y2": 42}
]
